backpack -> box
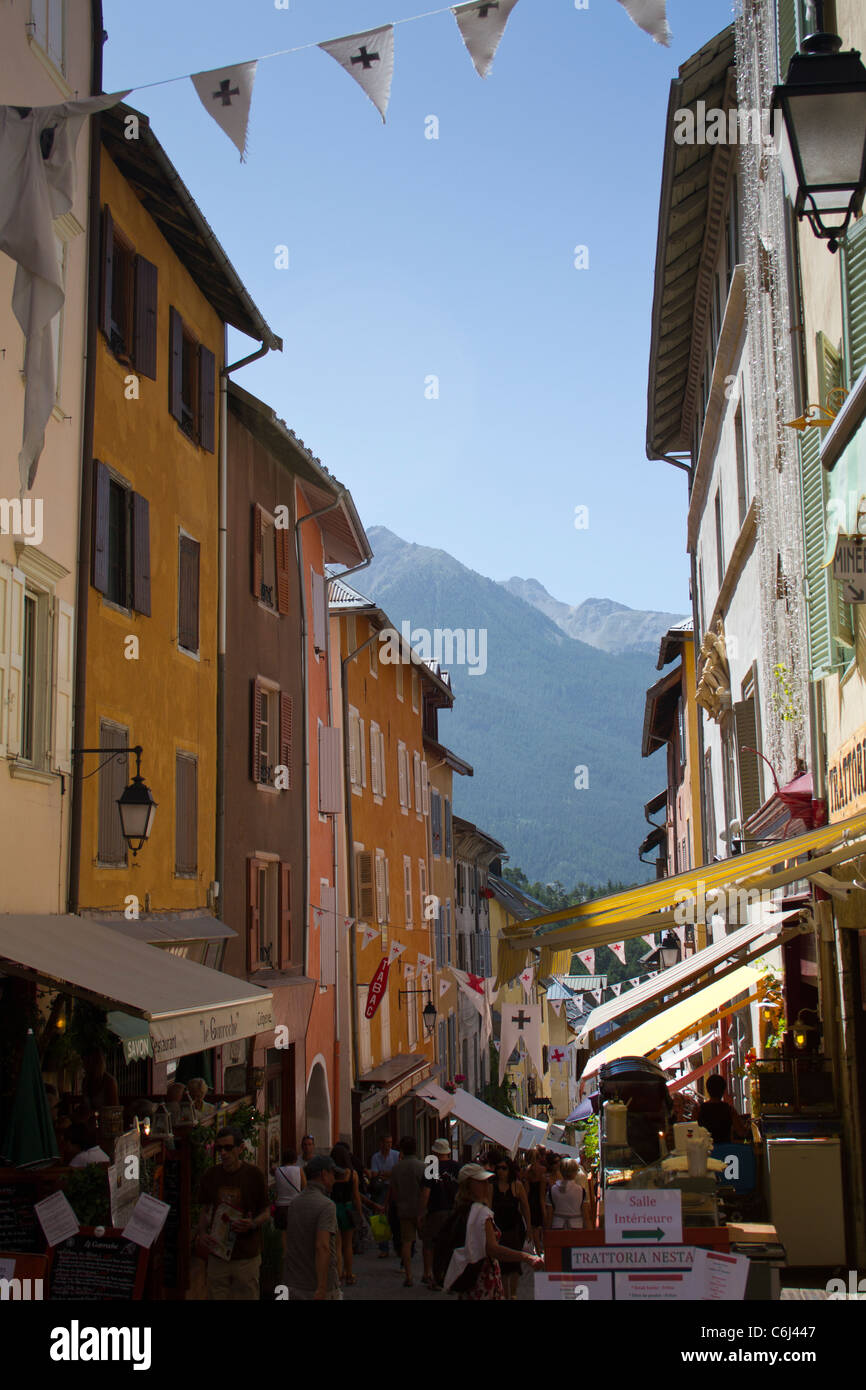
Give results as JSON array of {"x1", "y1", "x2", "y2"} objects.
[{"x1": 432, "y1": 1203, "x2": 484, "y2": 1293}]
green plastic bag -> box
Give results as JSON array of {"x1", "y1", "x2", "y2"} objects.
[{"x1": 369, "y1": 1213, "x2": 390, "y2": 1243}]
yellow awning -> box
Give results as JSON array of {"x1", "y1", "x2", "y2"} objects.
[
  {"x1": 495, "y1": 808, "x2": 866, "y2": 986},
  {"x1": 580, "y1": 965, "x2": 761, "y2": 1080}
]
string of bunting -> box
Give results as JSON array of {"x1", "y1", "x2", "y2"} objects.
[{"x1": 114, "y1": 0, "x2": 671, "y2": 160}]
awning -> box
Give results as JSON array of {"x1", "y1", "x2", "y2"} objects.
[
  {"x1": 107, "y1": 1012, "x2": 153, "y2": 1063},
  {"x1": 0, "y1": 915, "x2": 274, "y2": 1064},
  {"x1": 417, "y1": 1082, "x2": 524, "y2": 1156},
  {"x1": 656, "y1": 1029, "x2": 717, "y2": 1071},
  {"x1": 495, "y1": 806, "x2": 866, "y2": 986},
  {"x1": 576, "y1": 909, "x2": 802, "y2": 1047},
  {"x1": 580, "y1": 964, "x2": 761, "y2": 1081},
  {"x1": 98, "y1": 915, "x2": 236, "y2": 945},
  {"x1": 667, "y1": 1048, "x2": 732, "y2": 1094}
]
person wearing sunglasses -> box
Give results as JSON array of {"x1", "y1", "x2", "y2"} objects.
[
  {"x1": 491, "y1": 1156, "x2": 533, "y2": 1301},
  {"x1": 196, "y1": 1126, "x2": 270, "y2": 1299}
]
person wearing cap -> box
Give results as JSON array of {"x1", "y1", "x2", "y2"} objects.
[
  {"x1": 282, "y1": 1154, "x2": 342, "y2": 1300},
  {"x1": 419, "y1": 1138, "x2": 459, "y2": 1289},
  {"x1": 444, "y1": 1163, "x2": 544, "y2": 1300}
]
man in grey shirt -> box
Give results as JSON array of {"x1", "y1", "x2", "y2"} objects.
[
  {"x1": 388, "y1": 1136, "x2": 426, "y2": 1287},
  {"x1": 283, "y1": 1155, "x2": 342, "y2": 1300}
]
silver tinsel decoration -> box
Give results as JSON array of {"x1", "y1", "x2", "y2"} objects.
[{"x1": 735, "y1": 0, "x2": 808, "y2": 780}]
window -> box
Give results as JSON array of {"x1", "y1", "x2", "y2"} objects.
[
  {"x1": 252, "y1": 504, "x2": 290, "y2": 613},
  {"x1": 349, "y1": 707, "x2": 365, "y2": 790},
  {"x1": 445, "y1": 899, "x2": 452, "y2": 967},
  {"x1": 444, "y1": 798, "x2": 452, "y2": 859},
  {"x1": 169, "y1": 307, "x2": 215, "y2": 451},
  {"x1": 397, "y1": 742, "x2": 410, "y2": 811},
  {"x1": 178, "y1": 534, "x2": 200, "y2": 654},
  {"x1": 734, "y1": 669, "x2": 763, "y2": 822},
  {"x1": 247, "y1": 858, "x2": 292, "y2": 971},
  {"x1": 375, "y1": 850, "x2": 389, "y2": 925},
  {"x1": 20, "y1": 592, "x2": 38, "y2": 762},
  {"x1": 403, "y1": 855, "x2": 413, "y2": 927},
  {"x1": 721, "y1": 722, "x2": 738, "y2": 840},
  {"x1": 735, "y1": 401, "x2": 749, "y2": 527},
  {"x1": 714, "y1": 487, "x2": 724, "y2": 589},
  {"x1": 99, "y1": 209, "x2": 157, "y2": 376},
  {"x1": 0, "y1": 559, "x2": 73, "y2": 770},
  {"x1": 436, "y1": 906, "x2": 447, "y2": 968},
  {"x1": 456, "y1": 862, "x2": 465, "y2": 908},
  {"x1": 369, "y1": 722, "x2": 386, "y2": 798},
  {"x1": 98, "y1": 720, "x2": 128, "y2": 866},
  {"x1": 431, "y1": 789, "x2": 442, "y2": 858},
  {"x1": 251, "y1": 679, "x2": 292, "y2": 788},
  {"x1": 91, "y1": 462, "x2": 150, "y2": 615},
  {"x1": 30, "y1": 1, "x2": 66, "y2": 74},
  {"x1": 447, "y1": 1013, "x2": 457, "y2": 1079},
  {"x1": 175, "y1": 753, "x2": 198, "y2": 876},
  {"x1": 356, "y1": 849, "x2": 375, "y2": 922}
]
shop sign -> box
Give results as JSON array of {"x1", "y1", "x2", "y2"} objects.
[
  {"x1": 832, "y1": 535, "x2": 866, "y2": 604},
  {"x1": 359, "y1": 1088, "x2": 390, "y2": 1124},
  {"x1": 365, "y1": 958, "x2": 390, "y2": 1020},
  {"x1": 604, "y1": 1189, "x2": 683, "y2": 1244},
  {"x1": 826, "y1": 725, "x2": 866, "y2": 822}
]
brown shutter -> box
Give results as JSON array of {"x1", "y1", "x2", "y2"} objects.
[
  {"x1": 252, "y1": 503, "x2": 264, "y2": 600},
  {"x1": 99, "y1": 206, "x2": 114, "y2": 341},
  {"x1": 97, "y1": 723, "x2": 128, "y2": 865},
  {"x1": 280, "y1": 693, "x2": 293, "y2": 790},
  {"x1": 279, "y1": 863, "x2": 292, "y2": 969},
  {"x1": 131, "y1": 492, "x2": 151, "y2": 616},
  {"x1": 178, "y1": 536, "x2": 200, "y2": 651},
  {"x1": 199, "y1": 345, "x2": 216, "y2": 452},
  {"x1": 133, "y1": 255, "x2": 158, "y2": 379},
  {"x1": 175, "y1": 754, "x2": 197, "y2": 875},
  {"x1": 169, "y1": 306, "x2": 183, "y2": 423},
  {"x1": 276, "y1": 523, "x2": 291, "y2": 615},
  {"x1": 247, "y1": 859, "x2": 261, "y2": 973},
  {"x1": 251, "y1": 678, "x2": 263, "y2": 783},
  {"x1": 734, "y1": 699, "x2": 761, "y2": 822},
  {"x1": 356, "y1": 851, "x2": 375, "y2": 921},
  {"x1": 92, "y1": 459, "x2": 110, "y2": 593}
]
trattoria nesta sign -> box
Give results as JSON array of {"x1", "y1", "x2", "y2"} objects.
[{"x1": 827, "y1": 727, "x2": 866, "y2": 821}]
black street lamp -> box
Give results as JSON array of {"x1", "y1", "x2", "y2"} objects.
[
  {"x1": 659, "y1": 930, "x2": 681, "y2": 971},
  {"x1": 771, "y1": 2, "x2": 866, "y2": 252},
  {"x1": 73, "y1": 744, "x2": 157, "y2": 856}
]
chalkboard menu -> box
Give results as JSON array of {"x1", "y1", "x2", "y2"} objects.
[
  {"x1": 162, "y1": 1155, "x2": 181, "y2": 1288},
  {"x1": 48, "y1": 1231, "x2": 147, "y2": 1301},
  {"x1": 0, "y1": 1180, "x2": 43, "y2": 1253}
]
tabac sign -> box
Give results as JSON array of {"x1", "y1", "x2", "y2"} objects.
[
  {"x1": 831, "y1": 535, "x2": 866, "y2": 604},
  {"x1": 827, "y1": 725, "x2": 866, "y2": 822}
]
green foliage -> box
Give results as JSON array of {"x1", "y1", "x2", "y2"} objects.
[
  {"x1": 579, "y1": 1114, "x2": 599, "y2": 1168},
  {"x1": 66, "y1": 999, "x2": 113, "y2": 1060},
  {"x1": 771, "y1": 664, "x2": 799, "y2": 722},
  {"x1": 62, "y1": 1164, "x2": 111, "y2": 1227}
]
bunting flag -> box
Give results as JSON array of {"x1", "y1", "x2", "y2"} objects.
[
  {"x1": 519, "y1": 965, "x2": 535, "y2": 1000},
  {"x1": 417, "y1": 954, "x2": 432, "y2": 974},
  {"x1": 641, "y1": 936, "x2": 657, "y2": 950},
  {"x1": 498, "y1": 1002, "x2": 543, "y2": 1085},
  {"x1": 493, "y1": 1039, "x2": 501, "y2": 1052},
  {"x1": 576, "y1": 949, "x2": 595, "y2": 974},
  {"x1": 615, "y1": 0, "x2": 671, "y2": 46},
  {"x1": 1, "y1": 94, "x2": 129, "y2": 490},
  {"x1": 450, "y1": 968, "x2": 495, "y2": 1045},
  {"x1": 573, "y1": 994, "x2": 584, "y2": 1009},
  {"x1": 388, "y1": 939, "x2": 407, "y2": 963},
  {"x1": 549, "y1": 1046, "x2": 566, "y2": 1070},
  {"x1": 319, "y1": 26, "x2": 395, "y2": 123},
  {"x1": 313, "y1": 908, "x2": 324, "y2": 928},
  {"x1": 344, "y1": 917, "x2": 355, "y2": 931},
  {"x1": 549, "y1": 999, "x2": 562, "y2": 1017},
  {"x1": 403, "y1": 962, "x2": 416, "y2": 981},
  {"x1": 439, "y1": 978, "x2": 451, "y2": 998},
  {"x1": 191, "y1": 61, "x2": 257, "y2": 160},
  {"x1": 452, "y1": 0, "x2": 520, "y2": 80},
  {"x1": 590, "y1": 989, "x2": 602, "y2": 1003},
  {"x1": 608, "y1": 941, "x2": 627, "y2": 965},
  {"x1": 358, "y1": 923, "x2": 380, "y2": 949},
  {"x1": 611, "y1": 983, "x2": 622, "y2": 997}
]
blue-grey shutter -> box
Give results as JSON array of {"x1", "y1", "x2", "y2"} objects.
[
  {"x1": 842, "y1": 216, "x2": 866, "y2": 387},
  {"x1": 91, "y1": 459, "x2": 110, "y2": 594},
  {"x1": 131, "y1": 492, "x2": 151, "y2": 616},
  {"x1": 133, "y1": 256, "x2": 158, "y2": 379},
  {"x1": 169, "y1": 307, "x2": 183, "y2": 423},
  {"x1": 800, "y1": 427, "x2": 832, "y2": 672}
]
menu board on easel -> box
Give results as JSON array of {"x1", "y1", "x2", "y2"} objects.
[
  {"x1": 47, "y1": 1228, "x2": 148, "y2": 1300},
  {"x1": 0, "y1": 1178, "x2": 44, "y2": 1253}
]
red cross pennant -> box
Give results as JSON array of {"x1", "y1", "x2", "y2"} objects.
[
  {"x1": 466, "y1": 973, "x2": 486, "y2": 994},
  {"x1": 550, "y1": 1048, "x2": 565, "y2": 1064}
]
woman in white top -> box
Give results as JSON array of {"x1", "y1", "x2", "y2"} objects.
[
  {"x1": 546, "y1": 1158, "x2": 589, "y2": 1230},
  {"x1": 444, "y1": 1164, "x2": 543, "y2": 1300},
  {"x1": 273, "y1": 1148, "x2": 306, "y2": 1234}
]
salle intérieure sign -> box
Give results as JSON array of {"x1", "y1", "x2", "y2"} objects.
[{"x1": 827, "y1": 727, "x2": 866, "y2": 821}]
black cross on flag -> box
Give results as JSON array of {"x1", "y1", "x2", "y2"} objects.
[
  {"x1": 320, "y1": 24, "x2": 394, "y2": 123},
  {"x1": 191, "y1": 62, "x2": 258, "y2": 160},
  {"x1": 452, "y1": 0, "x2": 520, "y2": 79},
  {"x1": 498, "y1": 1000, "x2": 544, "y2": 1086}
]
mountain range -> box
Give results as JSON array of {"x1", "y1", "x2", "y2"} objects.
[{"x1": 356, "y1": 527, "x2": 686, "y2": 886}]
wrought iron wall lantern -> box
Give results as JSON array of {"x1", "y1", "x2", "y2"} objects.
[{"x1": 72, "y1": 744, "x2": 157, "y2": 855}]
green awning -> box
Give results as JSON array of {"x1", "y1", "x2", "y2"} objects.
[{"x1": 107, "y1": 1011, "x2": 153, "y2": 1065}]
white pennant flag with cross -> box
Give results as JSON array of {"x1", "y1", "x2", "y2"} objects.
[
  {"x1": 576, "y1": 949, "x2": 595, "y2": 974},
  {"x1": 611, "y1": 983, "x2": 622, "y2": 996},
  {"x1": 452, "y1": 0, "x2": 520, "y2": 80},
  {"x1": 312, "y1": 907, "x2": 324, "y2": 928},
  {"x1": 549, "y1": 1045, "x2": 567, "y2": 1072},
  {"x1": 519, "y1": 965, "x2": 535, "y2": 1000},
  {"x1": 403, "y1": 962, "x2": 415, "y2": 981},
  {"x1": 359, "y1": 923, "x2": 380, "y2": 949},
  {"x1": 641, "y1": 936, "x2": 657, "y2": 950},
  {"x1": 388, "y1": 939, "x2": 406, "y2": 963},
  {"x1": 549, "y1": 998, "x2": 562, "y2": 1017},
  {"x1": 344, "y1": 917, "x2": 355, "y2": 931},
  {"x1": 498, "y1": 1002, "x2": 543, "y2": 1085},
  {"x1": 608, "y1": 941, "x2": 627, "y2": 965},
  {"x1": 319, "y1": 26, "x2": 395, "y2": 123},
  {"x1": 615, "y1": 0, "x2": 671, "y2": 46},
  {"x1": 417, "y1": 954, "x2": 432, "y2": 975},
  {"x1": 439, "y1": 978, "x2": 451, "y2": 998},
  {"x1": 190, "y1": 62, "x2": 257, "y2": 161}
]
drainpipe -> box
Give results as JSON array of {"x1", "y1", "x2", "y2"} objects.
[{"x1": 68, "y1": 5, "x2": 105, "y2": 914}]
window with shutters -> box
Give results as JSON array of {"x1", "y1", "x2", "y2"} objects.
[
  {"x1": 375, "y1": 850, "x2": 389, "y2": 925},
  {"x1": 98, "y1": 209, "x2": 158, "y2": 377},
  {"x1": 734, "y1": 688, "x2": 762, "y2": 823},
  {"x1": 403, "y1": 855, "x2": 413, "y2": 928},
  {"x1": 842, "y1": 215, "x2": 866, "y2": 388},
  {"x1": 356, "y1": 848, "x2": 375, "y2": 923},
  {"x1": 418, "y1": 859, "x2": 427, "y2": 923},
  {"x1": 446, "y1": 899, "x2": 453, "y2": 967},
  {"x1": 251, "y1": 504, "x2": 290, "y2": 614},
  {"x1": 91, "y1": 464, "x2": 151, "y2": 616},
  {"x1": 177, "y1": 533, "x2": 200, "y2": 655},
  {"x1": 370, "y1": 721, "x2": 382, "y2": 797},
  {"x1": 29, "y1": 1, "x2": 66, "y2": 74},
  {"x1": 174, "y1": 752, "x2": 198, "y2": 876},
  {"x1": 421, "y1": 760, "x2": 429, "y2": 815},
  {"x1": 349, "y1": 706, "x2": 363, "y2": 791},
  {"x1": 397, "y1": 741, "x2": 409, "y2": 811},
  {"x1": 251, "y1": 679, "x2": 291, "y2": 789},
  {"x1": 431, "y1": 789, "x2": 442, "y2": 858},
  {"x1": 312, "y1": 570, "x2": 328, "y2": 654},
  {"x1": 97, "y1": 719, "x2": 128, "y2": 866},
  {"x1": 168, "y1": 307, "x2": 215, "y2": 451},
  {"x1": 1, "y1": 558, "x2": 73, "y2": 772},
  {"x1": 444, "y1": 798, "x2": 452, "y2": 859}
]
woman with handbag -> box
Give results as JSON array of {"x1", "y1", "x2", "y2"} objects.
[
  {"x1": 443, "y1": 1164, "x2": 543, "y2": 1300},
  {"x1": 490, "y1": 1156, "x2": 533, "y2": 1301},
  {"x1": 330, "y1": 1143, "x2": 364, "y2": 1285},
  {"x1": 273, "y1": 1149, "x2": 305, "y2": 1235}
]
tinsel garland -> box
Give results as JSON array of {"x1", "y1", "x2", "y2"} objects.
[{"x1": 734, "y1": 0, "x2": 808, "y2": 781}]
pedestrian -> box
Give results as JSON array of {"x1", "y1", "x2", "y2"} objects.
[
  {"x1": 283, "y1": 1155, "x2": 342, "y2": 1301},
  {"x1": 442, "y1": 1163, "x2": 543, "y2": 1300},
  {"x1": 188, "y1": 1077, "x2": 215, "y2": 1120},
  {"x1": 491, "y1": 1156, "x2": 533, "y2": 1300},
  {"x1": 196, "y1": 1126, "x2": 270, "y2": 1300},
  {"x1": 300, "y1": 1133, "x2": 316, "y2": 1163},
  {"x1": 273, "y1": 1148, "x2": 306, "y2": 1232},
  {"x1": 547, "y1": 1158, "x2": 590, "y2": 1230},
  {"x1": 524, "y1": 1147, "x2": 547, "y2": 1250},
  {"x1": 388, "y1": 1136, "x2": 426, "y2": 1287},
  {"x1": 370, "y1": 1131, "x2": 400, "y2": 1258},
  {"x1": 419, "y1": 1137, "x2": 459, "y2": 1289},
  {"x1": 697, "y1": 1074, "x2": 748, "y2": 1143},
  {"x1": 330, "y1": 1143, "x2": 363, "y2": 1285}
]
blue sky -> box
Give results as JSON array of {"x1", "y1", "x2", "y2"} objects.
[{"x1": 103, "y1": 0, "x2": 735, "y2": 613}]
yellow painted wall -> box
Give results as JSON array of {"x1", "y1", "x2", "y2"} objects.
[{"x1": 78, "y1": 150, "x2": 222, "y2": 911}]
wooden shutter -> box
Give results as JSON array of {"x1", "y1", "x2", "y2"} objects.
[
  {"x1": 0, "y1": 566, "x2": 10, "y2": 755},
  {"x1": 175, "y1": 754, "x2": 197, "y2": 874},
  {"x1": 98, "y1": 723, "x2": 127, "y2": 865},
  {"x1": 359, "y1": 718, "x2": 366, "y2": 787},
  {"x1": 279, "y1": 863, "x2": 292, "y2": 969},
  {"x1": 51, "y1": 598, "x2": 74, "y2": 773},
  {"x1": 4, "y1": 567, "x2": 25, "y2": 759},
  {"x1": 320, "y1": 884, "x2": 336, "y2": 987},
  {"x1": 318, "y1": 725, "x2": 342, "y2": 813},
  {"x1": 431, "y1": 791, "x2": 442, "y2": 856},
  {"x1": 421, "y1": 760, "x2": 429, "y2": 814},
  {"x1": 356, "y1": 850, "x2": 374, "y2": 921},
  {"x1": 734, "y1": 699, "x2": 761, "y2": 822},
  {"x1": 276, "y1": 521, "x2": 291, "y2": 614},
  {"x1": 168, "y1": 306, "x2": 183, "y2": 423},
  {"x1": 378, "y1": 728, "x2": 386, "y2": 797},
  {"x1": 398, "y1": 745, "x2": 407, "y2": 807},
  {"x1": 251, "y1": 678, "x2": 263, "y2": 783},
  {"x1": 133, "y1": 256, "x2": 158, "y2": 379},
  {"x1": 375, "y1": 853, "x2": 385, "y2": 923},
  {"x1": 403, "y1": 857, "x2": 413, "y2": 926},
  {"x1": 444, "y1": 798, "x2": 452, "y2": 858},
  {"x1": 280, "y1": 693, "x2": 293, "y2": 789},
  {"x1": 413, "y1": 752, "x2": 422, "y2": 812},
  {"x1": 99, "y1": 206, "x2": 114, "y2": 341},
  {"x1": 91, "y1": 459, "x2": 110, "y2": 594},
  {"x1": 178, "y1": 536, "x2": 200, "y2": 652},
  {"x1": 252, "y1": 503, "x2": 264, "y2": 600},
  {"x1": 199, "y1": 345, "x2": 216, "y2": 452},
  {"x1": 312, "y1": 570, "x2": 327, "y2": 652},
  {"x1": 370, "y1": 722, "x2": 381, "y2": 795},
  {"x1": 349, "y1": 710, "x2": 360, "y2": 786},
  {"x1": 131, "y1": 492, "x2": 151, "y2": 616},
  {"x1": 843, "y1": 215, "x2": 866, "y2": 386},
  {"x1": 247, "y1": 859, "x2": 261, "y2": 972},
  {"x1": 800, "y1": 428, "x2": 833, "y2": 672}
]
